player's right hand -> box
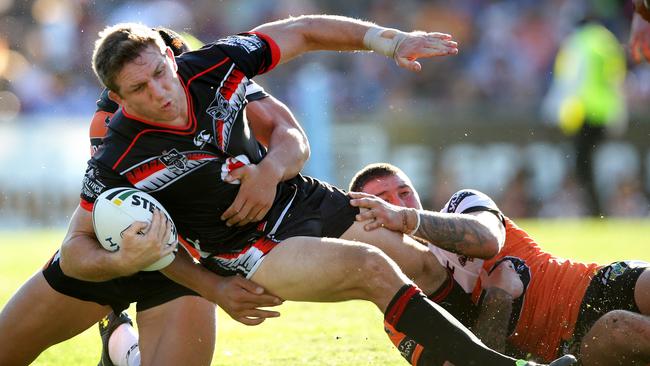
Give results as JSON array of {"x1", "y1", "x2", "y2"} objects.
[
  {"x1": 394, "y1": 31, "x2": 458, "y2": 72},
  {"x1": 212, "y1": 275, "x2": 283, "y2": 326},
  {"x1": 116, "y1": 209, "x2": 174, "y2": 275}
]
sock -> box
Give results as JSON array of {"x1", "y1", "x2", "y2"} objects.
[
  {"x1": 108, "y1": 323, "x2": 141, "y2": 366},
  {"x1": 385, "y1": 284, "x2": 519, "y2": 366}
]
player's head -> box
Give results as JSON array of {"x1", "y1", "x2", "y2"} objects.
[
  {"x1": 92, "y1": 23, "x2": 168, "y2": 94},
  {"x1": 349, "y1": 163, "x2": 423, "y2": 210},
  {"x1": 92, "y1": 23, "x2": 185, "y2": 124}
]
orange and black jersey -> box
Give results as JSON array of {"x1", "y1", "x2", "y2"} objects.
[{"x1": 80, "y1": 32, "x2": 300, "y2": 255}]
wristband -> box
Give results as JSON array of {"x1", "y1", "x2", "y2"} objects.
[{"x1": 363, "y1": 26, "x2": 407, "y2": 59}]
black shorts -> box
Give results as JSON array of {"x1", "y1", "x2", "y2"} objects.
[
  {"x1": 271, "y1": 175, "x2": 359, "y2": 240},
  {"x1": 42, "y1": 251, "x2": 199, "y2": 314},
  {"x1": 199, "y1": 175, "x2": 360, "y2": 277},
  {"x1": 559, "y1": 260, "x2": 649, "y2": 358}
]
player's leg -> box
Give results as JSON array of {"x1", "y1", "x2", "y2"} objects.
[
  {"x1": 136, "y1": 295, "x2": 216, "y2": 366},
  {"x1": 0, "y1": 272, "x2": 110, "y2": 365},
  {"x1": 250, "y1": 236, "x2": 568, "y2": 366},
  {"x1": 577, "y1": 263, "x2": 650, "y2": 365},
  {"x1": 340, "y1": 221, "x2": 449, "y2": 295},
  {"x1": 580, "y1": 310, "x2": 650, "y2": 365}
]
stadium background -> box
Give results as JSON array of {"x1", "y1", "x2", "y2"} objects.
[{"x1": 0, "y1": 0, "x2": 649, "y2": 226}]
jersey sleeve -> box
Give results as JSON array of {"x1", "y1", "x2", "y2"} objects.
[
  {"x1": 80, "y1": 158, "x2": 131, "y2": 212},
  {"x1": 244, "y1": 80, "x2": 269, "y2": 102},
  {"x1": 441, "y1": 189, "x2": 500, "y2": 215},
  {"x1": 215, "y1": 32, "x2": 280, "y2": 78}
]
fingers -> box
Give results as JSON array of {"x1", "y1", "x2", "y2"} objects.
[
  {"x1": 349, "y1": 196, "x2": 376, "y2": 209},
  {"x1": 348, "y1": 191, "x2": 375, "y2": 199},
  {"x1": 234, "y1": 276, "x2": 284, "y2": 305}
]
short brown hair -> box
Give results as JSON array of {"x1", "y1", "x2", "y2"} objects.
[
  {"x1": 92, "y1": 23, "x2": 166, "y2": 93},
  {"x1": 348, "y1": 163, "x2": 405, "y2": 192}
]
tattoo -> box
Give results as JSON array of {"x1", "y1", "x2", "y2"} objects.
[
  {"x1": 414, "y1": 211, "x2": 495, "y2": 257},
  {"x1": 472, "y1": 287, "x2": 513, "y2": 352}
]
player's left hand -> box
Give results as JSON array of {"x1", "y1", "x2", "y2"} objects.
[
  {"x1": 630, "y1": 12, "x2": 650, "y2": 64},
  {"x1": 222, "y1": 163, "x2": 278, "y2": 227},
  {"x1": 395, "y1": 31, "x2": 458, "y2": 72},
  {"x1": 349, "y1": 191, "x2": 411, "y2": 232}
]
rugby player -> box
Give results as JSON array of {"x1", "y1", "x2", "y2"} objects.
[
  {"x1": 349, "y1": 162, "x2": 650, "y2": 365},
  {"x1": 66, "y1": 15, "x2": 574, "y2": 366}
]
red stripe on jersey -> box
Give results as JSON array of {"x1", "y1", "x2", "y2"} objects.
[
  {"x1": 214, "y1": 237, "x2": 276, "y2": 260},
  {"x1": 384, "y1": 285, "x2": 419, "y2": 327},
  {"x1": 124, "y1": 160, "x2": 167, "y2": 185},
  {"x1": 178, "y1": 236, "x2": 201, "y2": 260},
  {"x1": 186, "y1": 57, "x2": 230, "y2": 86},
  {"x1": 80, "y1": 198, "x2": 94, "y2": 212},
  {"x1": 248, "y1": 32, "x2": 281, "y2": 74},
  {"x1": 112, "y1": 126, "x2": 196, "y2": 171},
  {"x1": 220, "y1": 69, "x2": 245, "y2": 100}
]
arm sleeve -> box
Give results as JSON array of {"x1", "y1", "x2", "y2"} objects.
[
  {"x1": 80, "y1": 159, "x2": 131, "y2": 212},
  {"x1": 244, "y1": 80, "x2": 269, "y2": 102}
]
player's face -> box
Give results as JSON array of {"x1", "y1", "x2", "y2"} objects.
[
  {"x1": 361, "y1": 173, "x2": 423, "y2": 210},
  {"x1": 112, "y1": 46, "x2": 186, "y2": 125}
]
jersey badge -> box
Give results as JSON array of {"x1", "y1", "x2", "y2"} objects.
[
  {"x1": 193, "y1": 130, "x2": 212, "y2": 148},
  {"x1": 159, "y1": 148, "x2": 189, "y2": 175}
]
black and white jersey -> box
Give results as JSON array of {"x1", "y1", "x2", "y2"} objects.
[
  {"x1": 80, "y1": 32, "x2": 299, "y2": 255},
  {"x1": 429, "y1": 189, "x2": 504, "y2": 293}
]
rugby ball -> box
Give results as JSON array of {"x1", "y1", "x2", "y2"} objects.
[{"x1": 92, "y1": 187, "x2": 177, "y2": 271}]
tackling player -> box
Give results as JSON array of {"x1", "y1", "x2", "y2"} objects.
[{"x1": 349, "y1": 162, "x2": 650, "y2": 365}]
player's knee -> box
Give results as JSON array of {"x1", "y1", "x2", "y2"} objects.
[
  {"x1": 347, "y1": 245, "x2": 398, "y2": 292},
  {"x1": 592, "y1": 310, "x2": 636, "y2": 346}
]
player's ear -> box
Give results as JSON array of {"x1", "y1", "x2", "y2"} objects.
[
  {"x1": 165, "y1": 46, "x2": 178, "y2": 73},
  {"x1": 108, "y1": 90, "x2": 123, "y2": 105}
]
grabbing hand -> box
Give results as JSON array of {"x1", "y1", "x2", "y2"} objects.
[
  {"x1": 210, "y1": 275, "x2": 284, "y2": 326},
  {"x1": 116, "y1": 209, "x2": 175, "y2": 275},
  {"x1": 480, "y1": 260, "x2": 524, "y2": 299},
  {"x1": 394, "y1": 31, "x2": 458, "y2": 72},
  {"x1": 349, "y1": 191, "x2": 414, "y2": 232},
  {"x1": 222, "y1": 163, "x2": 278, "y2": 227}
]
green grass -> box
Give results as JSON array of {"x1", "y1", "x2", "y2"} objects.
[{"x1": 1, "y1": 220, "x2": 648, "y2": 365}]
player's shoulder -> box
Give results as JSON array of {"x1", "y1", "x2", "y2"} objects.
[{"x1": 442, "y1": 189, "x2": 498, "y2": 214}]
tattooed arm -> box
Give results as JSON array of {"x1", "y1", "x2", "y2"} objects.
[
  {"x1": 471, "y1": 287, "x2": 513, "y2": 352},
  {"x1": 349, "y1": 191, "x2": 504, "y2": 258},
  {"x1": 411, "y1": 210, "x2": 504, "y2": 258}
]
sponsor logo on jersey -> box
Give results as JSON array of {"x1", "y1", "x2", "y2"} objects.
[
  {"x1": 457, "y1": 255, "x2": 475, "y2": 267},
  {"x1": 159, "y1": 148, "x2": 189, "y2": 174},
  {"x1": 81, "y1": 167, "x2": 106, "y2": 200},
  {"x1": 220, "y1": 35, "x2": 264, "y2": 53},
  {"x1": 193, "y1": 129, "x2": 212, "y2": 148}
]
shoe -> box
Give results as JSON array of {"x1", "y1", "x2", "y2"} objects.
[
  {"x1": 98, "y1": 311, "x2": 133, "y2": 366},
  {"x1": 518, "y1": 355, "x2": 578, "y2": 366}
]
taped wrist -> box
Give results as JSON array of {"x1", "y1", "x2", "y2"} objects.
[{"x1": 363, "y1": 26, "x2": 407, "y2": 59}]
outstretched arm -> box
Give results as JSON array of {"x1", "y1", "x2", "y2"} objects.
[
  {"x1": 349, "y1": 191, "x2": 505, "y2": 258},
  {"x1": 252, "y1": 15, "x2": 458, "y2": 72}
]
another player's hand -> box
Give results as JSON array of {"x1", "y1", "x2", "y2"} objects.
[
  {"x1": 349, "y1": 191, "x2": 410, "y2": 232},
  {"x1": 394, "y1": 31, "x2": 458, "y2": 72},
  {"x1": 116, "y1": 209, "x2": 174, "y2": 275},
  {"x1": 630, "y1": 12, "x2": 650, "y2": 64},
  {"x1": 211, "y1": 275, "x2": 283, "y2": 326},
  {"x1": 479, "y1": 260, "x2": 524, "y2": 299},
  {"x1": 221, "y1": 163, "x2": 278, "y2": 227}
]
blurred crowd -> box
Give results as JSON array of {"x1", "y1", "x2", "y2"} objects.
[{"x1": 0, "y1": 0, "x2": 649, "y2": 220}]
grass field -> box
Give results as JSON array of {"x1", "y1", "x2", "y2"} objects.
[{"x1": 1, "y1": 219, "x2": 649, "y2": 365}]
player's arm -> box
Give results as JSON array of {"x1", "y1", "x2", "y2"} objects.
[
  {"x1": 252, "y1": 15, "x2": 458, "y2": 72},
  {"x1": 221, "y1": 95, "x2": 310, "y2": 227},
  {"x1": 471, "y1": 259, "x2": 524, "y2": 352},
  {"x1": 160, "y1": 250, "x2": 283, "y2": 326},
  {"x1": 59, "y1": 206, "x2": 174, "y2": 281},
  {"x1": 349, "y1": 192, "x2": 504, "y2": 258}
]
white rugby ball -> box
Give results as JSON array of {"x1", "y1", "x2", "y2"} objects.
[{"x1": 92, "y1": 187, "x2": 177, "y2": 271}]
